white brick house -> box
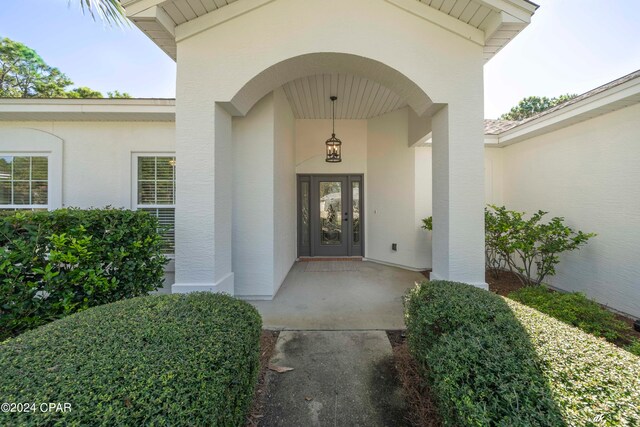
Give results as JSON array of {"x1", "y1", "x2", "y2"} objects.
[{"x1": 0, "y1": 1, "x2": 638, "y2": 317}]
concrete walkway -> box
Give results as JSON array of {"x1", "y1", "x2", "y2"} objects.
[
  {"x1": 261, "y1": 330, "x2": 408, "y2": 427},
  {"x1": 249, "y1": 261, "x2": 424, "y2": 330}
]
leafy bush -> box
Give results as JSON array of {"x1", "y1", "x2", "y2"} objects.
[
  {"x1": 508, "y1": 286, "x2": 630, "y2": 342},
  {"x1": 490, "y1": 206, "x2": 595, "y2": 286},
  {"x1": 484, "y1": 207, "x2": 509, "y2": 277},
  {"x1": 0, "y1": 208, "x2": 167, "y2": 340},
  {"x1": 422, "y1": 206, "x2": 595, "y2": 285},
  {"x1": 405, "y1": 281, "x2": 564, "y2": 426},
  {"x1": 405, "y1": 281, "x2": 640, "y2": 426},
  {"x1": 0, "y1": 292, "x2": 262, "y2": 426}
]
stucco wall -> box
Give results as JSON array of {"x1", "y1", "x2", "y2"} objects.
[
  {"x1": 367, "y1": 108, "x2": 429, "y2": 269},
  {"x1": 273, "y1": 88, "x2": 297, "y2": 295},
  {"x1": 415, "y1": 146, "x2": 432, "y2": 267},
  {"x1": 0, "y1": 121, "x2": 175, "y2": 208},
  {"x1": 501, "y1": 104, "x2": 640, "y2": 317},
  {"x1": 484, "y1": 147, "x2": 504, "y2": 206},
  {"x1": 232, "y1": 89, "x2": 296, "y2": 298},
  {"x1": 0, "y1": 120, "x2": 176, "y2": 289},
  {"x1": 295, "y1": 119, "x2": 367, "y2": 174},
  {"x1": 232, "y1": 94, "x2": 276, "y2": 297}
]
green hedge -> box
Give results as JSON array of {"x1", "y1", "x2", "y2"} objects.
[
  {"x1": 0, "y1": 208, "x2": 168, "y2": 340},
  {"x1": 405, "y1": 281, "x2": 640, "y2": 426},
  {"x1": 506, "y1": 298, "x2": 640, "y2": 425},
  {"x1": 508, "y1": 286, "x2": 634, "y2": 345},
  {"x1": 0, "y1": 292, "x2": 262, "y2": 426}
]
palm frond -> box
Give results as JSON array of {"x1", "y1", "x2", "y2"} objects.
[{"x1": 76, "y1": 0, "x2": 129, "y2": 26}]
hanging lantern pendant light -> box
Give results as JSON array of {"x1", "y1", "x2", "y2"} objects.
[{"x1": 325, "y1": 96, "x2": 342, "y2": 163}]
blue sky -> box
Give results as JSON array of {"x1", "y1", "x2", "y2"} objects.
[{"x1": 1, "y1": 0, "x2": 640, "y2": 118}]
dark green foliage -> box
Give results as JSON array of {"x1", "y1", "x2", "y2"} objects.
[
  {"x1": 0, "y1": 293, "x2": 262, "y2": 426},
  {"x1": 404, "y1": 281, "x2": 565, "y2": 426},
  {"x1": 0, "y1": 37, "x2": 130, "y2": 99},
  {"x1": 0, "y1": 208, "x2": 167, "y2": 340},
  {"x1": 107, "y1": 90, "x2": 132, "y2": 98},
  {"x1": 499, "y1": 94, "x2": 577, "y2": 121},
  {"x1": 0, "y1": 37, "x2": 72, "y2": 98},
  {"x1": 509, "y1": 286, "x2": 632, "y2": 343},
  {"x1": 626, "y1": 339, "x2": 640, "y2": 357},
  {"x1": 420, "y1": 216, "x2": 432, "y2": 231},
  {"x1": 66, "y1": 86, "x2": 104, "y2": 98}
]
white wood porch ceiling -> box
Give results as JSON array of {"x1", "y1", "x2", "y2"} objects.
[{"x1": 282, "y1": 74, "x2": 407, "y2": 120}]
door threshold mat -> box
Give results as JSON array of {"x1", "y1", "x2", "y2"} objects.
[{"x1": 304, "y1": 261, "x2": 361, "y2": 272}]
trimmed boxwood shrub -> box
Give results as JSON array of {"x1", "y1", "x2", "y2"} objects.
[
  {"x1": 0, "y1": 208, "x2": 168, "y2": 340},
  {"x1": 506, "y1": 298, "x2": 640, "y2": 425},
  {"x1": 405, "y1": 281, "x2": 564, "y2": 426},
  {"x1": 0, "y1": 292, "x2": 262, "y2": 426},
  {"x1": 405, "y1": 281, "x2": 640, "y2": 426}
]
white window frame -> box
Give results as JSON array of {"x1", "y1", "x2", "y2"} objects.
[
  {"x1": 0, "y1": 152, "x2": 57, "y2": 210},
  {"x1": 0, "y1": 128, "x2": 63, "y2": 211},
  {"x1": 131, "y1": 152, "x2": 176, "y2": 257}
]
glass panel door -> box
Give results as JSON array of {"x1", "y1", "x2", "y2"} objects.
[
  {"x1": 311, "y1": 176, "x2": 349, "y2": 256},
  {"x1": 298, "y1": 176, "x2": 311, "y2": 256},
  {"x1": 298, "y1": 174, "x2": 363, "y2": 257},
  {"x1": 319, "y1": 181, "x2": 342, "y2": 246},
  {"x1": 349, "y1": 176, "x2": 363, "y2": 256},
  {"x1": 352, "y1": 181, "x2": 360, "y2": 245}
]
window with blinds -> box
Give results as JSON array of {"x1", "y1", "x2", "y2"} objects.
[
  {"x1": 0, "y1": 155, "x2": 49, "y2": 210},
  {"x1": 136, "y1": 156, "x2": 176, "y2": 254}
]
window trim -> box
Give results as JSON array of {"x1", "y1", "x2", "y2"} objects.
[
  {"x1": 131, "y1": 152, "x2": 176, "y2": 258},
  {"x1": 0, "y1": 128, "x2": 63, "y2": 211},
  {"x1": 0, "y1": 152, "x2": 54, "y2": 210}
]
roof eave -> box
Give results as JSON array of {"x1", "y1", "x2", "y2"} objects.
[
  {"x1": 123, "y1": 0, "x2": 537, "y2": 63},
  {"x1": 495, "y1": 75, "x2": 640, "y2": 146},
  {"x1": 0, "y1": 98, "x2": 176, "y2": 122}
]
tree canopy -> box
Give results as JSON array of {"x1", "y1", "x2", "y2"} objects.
[
  {"x1": 500, "y1": 94, "x2": 577, "y2": 121},
  {"x1": 0, "y1": 37, "x2": 131, "y2": 99}
]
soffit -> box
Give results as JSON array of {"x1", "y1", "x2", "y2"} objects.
[
  {"x1": 122, "y1": 0, "x2": 537, "y2": 62},
  {"x1": 283, "y1": 74, "x2": 407, "y2": 120}
]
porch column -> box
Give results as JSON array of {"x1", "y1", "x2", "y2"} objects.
[
  {"x1": 172, "y1": 86, "x2": 234, "y2": 294},
  {"x1": 430, "y1": 102, "x2": 486, "y2": 288}
]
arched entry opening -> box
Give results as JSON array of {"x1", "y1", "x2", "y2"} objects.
[
  {"x1": 173, "y1": 43, "x2": 486, "y2": 297},
  {"x1": 222, "y1": 52, "x2": 434, "y2": 118},
  {"x1": 219, "y1": 53, "x2": 437, "y2": 298}
]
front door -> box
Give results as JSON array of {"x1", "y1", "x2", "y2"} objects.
[{"x1": 298, "y1": 175, "x2": 363, "y2": 257}]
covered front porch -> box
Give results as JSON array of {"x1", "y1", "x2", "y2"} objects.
[
  {"x1": 121, "y1": 0, "x2": 536, "y2": 299},
  {"x1": 249, "y1": 260, "x2": 424, "y2": 330}
]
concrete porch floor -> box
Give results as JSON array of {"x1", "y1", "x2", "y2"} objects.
[{"x1": 248, "y1": 261, "x2": 424, "y2": 330}]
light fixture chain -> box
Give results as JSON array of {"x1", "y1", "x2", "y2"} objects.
[{"x1": 332, "y1": 97, "x2": 335, "y2": 134}]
